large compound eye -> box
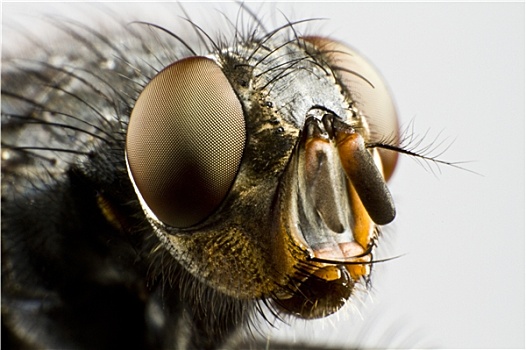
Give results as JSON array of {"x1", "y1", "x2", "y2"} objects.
[
  {"x1": 126, "y1": 57, "x2": 246, "y2": 228},
  {"x1": 303, "y1": 37, "x2": 399, "y2": 181}
]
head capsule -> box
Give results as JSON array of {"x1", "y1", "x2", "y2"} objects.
[{"x1": 125, "y1": 31, "x2": 399, "y2": 319}]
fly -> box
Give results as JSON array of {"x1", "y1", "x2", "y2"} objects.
[{"x1": 1, "y1": 4, "x2": 457, "y2": 349}]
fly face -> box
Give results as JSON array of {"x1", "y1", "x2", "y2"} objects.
[{"x1": 126, "y1": 33, "x2": 399, "y2": 318}]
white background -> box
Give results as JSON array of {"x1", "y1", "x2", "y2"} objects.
[{"x1": 3, "y1": 2, "x2": 524, "y2": 348}]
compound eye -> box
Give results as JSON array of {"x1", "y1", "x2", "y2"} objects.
[
  {"x1": 126, "y1": 57, "x2": 246, "y2": 228},
  {"x1": 302, "y1": 37, "x2": 399, "y2": 181}
]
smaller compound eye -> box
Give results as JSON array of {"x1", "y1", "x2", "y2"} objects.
[
  {"x1": 126, "y1": 57, "x2": 246, "y2": 228},
  {"x1": 302, "y1": 37, "x2": 399, "y2": 181}
]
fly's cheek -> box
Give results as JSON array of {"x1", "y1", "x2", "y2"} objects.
[
  {"x1": 126, "y1": 57, "x2": 246, "y2": 228},
  {"x1": 302, "y1": 36, "x2": 400, "y2": 181}
]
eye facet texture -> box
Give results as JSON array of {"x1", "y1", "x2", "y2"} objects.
[
  {"x1": 126, "y1": 57, "x2": 246, "y2": 228},
  {"x1": 303, "y1": 37, "x2": 399, "y2": 180}
]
